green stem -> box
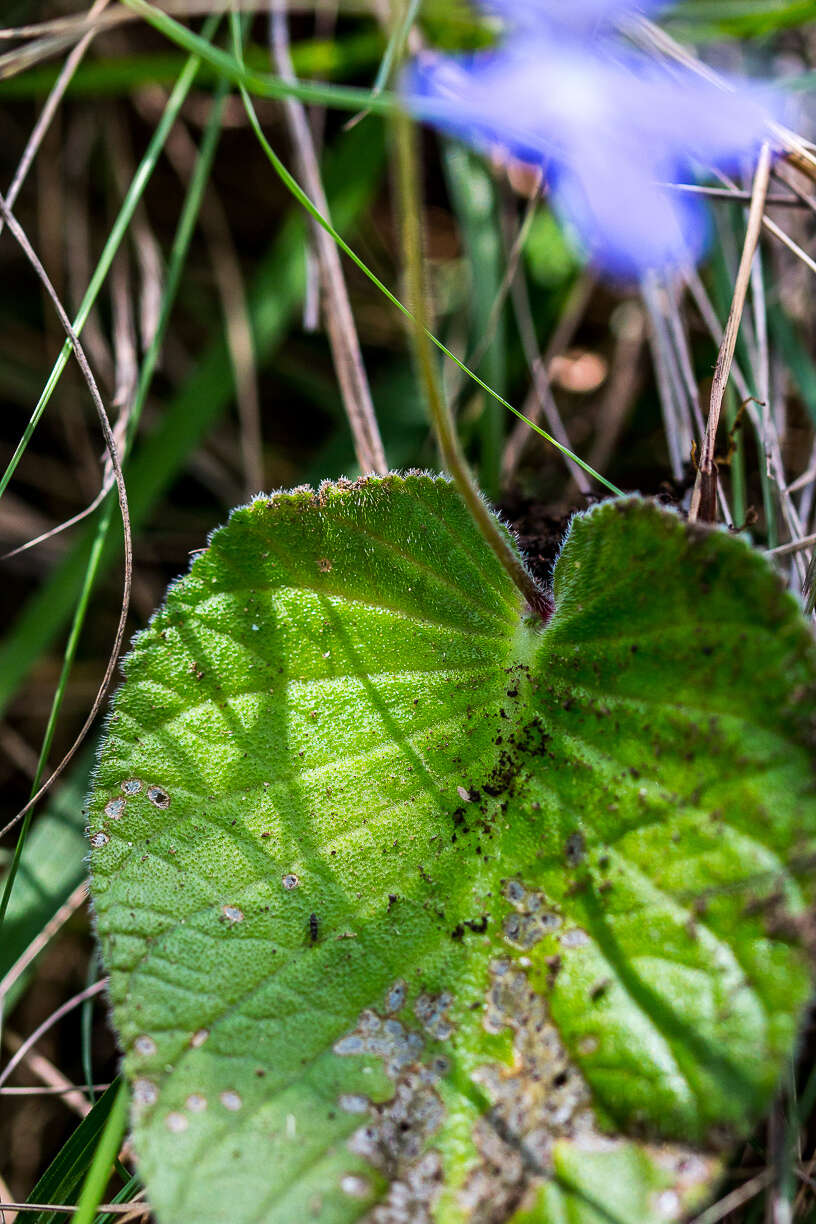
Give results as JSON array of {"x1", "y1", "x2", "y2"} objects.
[{"x1": 393, "y1": 111, "x2": 552, "y2": 622}]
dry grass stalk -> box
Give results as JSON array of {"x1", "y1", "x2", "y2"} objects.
[
  {"x1": 271, "y1": 0, "x2": 387, "y2": 475},
  {"x1": 689, "y1": 143, "x2": 771, "y2": 523}
]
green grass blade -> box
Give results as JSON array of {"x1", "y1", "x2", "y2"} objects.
[
  {"x1": 768, "y1": 303, "x2": 816, "y2": 431},
  {"x1": 368, "y1": 0, "x2": 422, "y2": 97},
  {"x1": 0, "y1": 73, "x2": 228, "y2": 934},
  {"x1": 0, "y1": 751, "x2": 90, "y2": 1012},
  {"x1": 0, "y1": 33, "x2": 382, "y2": 99},
  {"x1": 442, "y1": 141, "x2": 506, "y2": 497},
  {"x1": 121, "y1": 0, "x2": 620, "y2": 494},
  {"x1": 121, "y1": 0, "x2": 392, "y2": 114},
  {"x1": 25, "y1": 1081, "x2": 123, "y2": 1224},
  {"x1": 93, "y1": 1173, "x2": 142, "y2": 1224},
  {"x1": 0, "y1": 123, "x2": 385, "y2": 722},
  {"x1": 236, "y1": 78, "x2": 621, "y2": 495},
  {"x1": 0, "y1": 15, "x2": 220, "y2": 504},
  {"x1": 72, "y1": 1081, "x2": 129, "y2": 1224}
]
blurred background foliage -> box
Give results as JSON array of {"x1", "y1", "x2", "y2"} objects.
[{"x1": 2, "y1": 1, "x2": 816, "y2": 1219}]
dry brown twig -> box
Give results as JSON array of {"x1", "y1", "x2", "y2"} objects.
[
  {"x1": 688, "y1": 1170, "x2": 774, "y2": 1224},
  {"x1": 0, "y1": 1029, "x2": 93, "y2": 1120},
  {"x1": 684, "y1": 266, "x2": 809, "y2": 581},
  {"x1": 689, "y1": 143, "x2": 771, "y2": 524}
]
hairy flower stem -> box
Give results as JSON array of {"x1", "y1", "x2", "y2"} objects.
[{"x1": 393, "y1": 112, "x2": 553, "y2": 623}]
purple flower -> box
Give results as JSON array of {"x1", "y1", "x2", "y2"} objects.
[{"x1": 403, "y1": 1, "x2": 780, "y2": 280}]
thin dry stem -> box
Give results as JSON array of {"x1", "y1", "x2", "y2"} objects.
[
  {"x1": 767, "y1": 531, "x2": 816, "y2": 558},
  {"x1": 270, "y1": 0, "x2": 387, "y2": 475},
  {"x1": 642, "y1": 274, "x2": 689, "y2": 483},
  {"x1": 1, "y1": 484, "x2": 112, "y2": 560},
  {"x1": 64, "y1": 114, "x2": 116, "y2": 393},
  {"x1": 1, "y1": 1029, "x2": 93, "y2": 1119},
  {"x1": 0, "y1": 1084, "x2": 111, "y2": 1097},
  {"x1": 0, "y1": 881, "x2": 88, "y2": 1001},
  {"x1": 501, "y1": 272, "x2": 595, "y2": 482},
  {"x1": 0, "y1": 0, "x2": 109, "y2": 249},
  {"x1": 394, "y1": 110, "x2": 551, "y2": 620},
  {"x1": 587, "y1": 301, "x2": 646, "y2": 475},
  {"x1": 500, "y1": 192, "x2": 591, "y2": 496},
  {"x1": 761, "y1": 213, "x2": 816, "y2": 278},
  {"x1": 106, "y1": 114, "x2": 164, "y2": 352},
  {"x1": 0, "y1": 1205, "x2": 148, "y2": 1218},
  {"x1": 689, "y1": 143, "x2": 771, "y2": 523},
  {"x1": 684, "y1": 272, "x2": 807, "y2": 560},
  {"x1": 0, "y1": 1176, "x2": 16, "y2": 1224},
  {"x1": 0, "y1": 193, "x2": 133, "y2": 840},
  {"x1": 665, "y1": 182, "x2": 803, "y2": 208},
  {"x1": 0, "y1": 980, "x2": 107, "y2": 1090},
  {"x1": 689, "y1": 1171, "x2": 774, "y2": 1224}
]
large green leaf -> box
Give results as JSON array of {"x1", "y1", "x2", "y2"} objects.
[{"x1": 89, "y1": 476, "x2": 816, "y2": 1224}]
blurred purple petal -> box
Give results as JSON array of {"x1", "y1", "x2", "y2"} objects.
[
  {"x1": 550, "y1": 146, "x2": 711, "y2": 280},
  {"x1": 403, "y1": 29, "x2": 781, "y2": 280}
]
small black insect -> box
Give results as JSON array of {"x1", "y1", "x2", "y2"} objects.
[{"x1": 308, "y1": 912, "x2": 319, "y2": 943}]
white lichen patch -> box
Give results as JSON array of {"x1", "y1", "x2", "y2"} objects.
[
  {"x1": 333, "y1": 1010, "x2": 423, "y2": 1080},
  {"x1": 89, "y1": 831, "x2": 109, "y2": 849},
  {"x1": 349, "y1": 1073, "x2": 444, "y2": 1170},
  {"x1": 282, "y1": 873, "x2": 300, "y2": 890},
  {"x1": 134, "y1": 1035, "x2": 156, "y2": 1057},
  {"x1": 121, "y1": 779, "x2": 142, "y2": 795},
  {"x1": 186, "y1": 1094, "x2": 208, "y2": 1113},
  {"x1": 501, "y1": 879, "x2": 562, "y2": 948},
  {"x1": 413, "y1": 991, "x2": 454, "y2": 1041},
  {"x1": 340, "y1": 1174, "x2": 371, "y2": 1199},
  {"x1": 334, "y1": 1002, "x2": 445, "y2": 1223},
  {"x1": 221, "y1": 904, "x2": 244, "y2": 924},
  {"x1": 190, "y1": 1028, "x2": 209, "y2": 1048},
  {"x1": 347, "y1": 1071, "x2": 444, "y2": 1223},
  {"x1": 105, "y1": 798, "x2": 125, "y2": 819},
  {"x1": 560, "y1": 928, "x2": 590, "y2": 949},
  {"x1": 465, "y1": 959, "x2": 718, "y2": 1221},
  {"x1": 166, "y1": 1111, "x2": 188, "y2": 1133},
  {"x1": 385, "y1": 980, "x2": 407, "y2": 1015},
  {"x1": 654, "y1": 1189, "x2": 681, "y2": 1219},
  {"x1": 644, "y1": 1145, "x2": 720, "y2": 1216},
  {"x1": 463, "y1": 961, "x2": 596, "y2": 1220},
  {"x1": 132, "y1": 1078, "x2": 158, "y2": 1107},
  {"x1": 340, "y1": 1094, "x2": 370, "y2": 1115},
  {"x1": 220, "y1": 1090, "x2": 242, "y2": 1111},
  {"x1": 147, "y1": 785, "x2": 170, "y2": 808}
]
